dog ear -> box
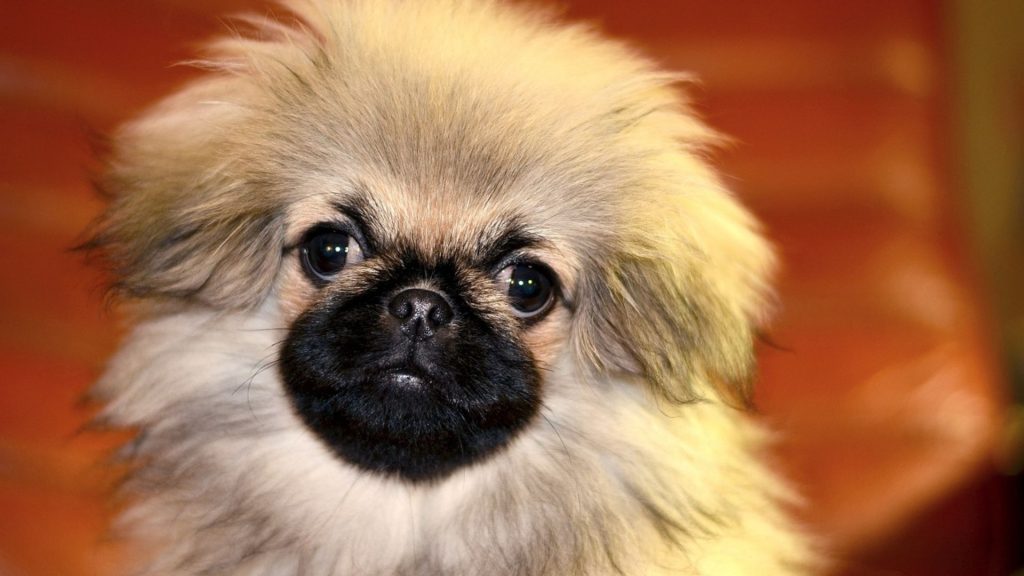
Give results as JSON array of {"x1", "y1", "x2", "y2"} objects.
[
  {"x1": 573, "y1": 159, "x2": 774, "y2": 407},
  {"x1": 80, "y1": 80, "x2": 286, "y2": 309}
]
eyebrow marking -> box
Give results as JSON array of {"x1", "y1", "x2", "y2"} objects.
[
  {"x1": 478, "y1": 226, "x2": 546, "y2": 270},
  {"x1": 330, "y1": 189, "x2": 381, "y2": 252}
]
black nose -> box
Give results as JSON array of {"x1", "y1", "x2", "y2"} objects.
[{"x1": 387, "y1": 288, "x2": 454, "y2": 340}]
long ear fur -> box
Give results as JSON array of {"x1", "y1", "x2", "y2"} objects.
[
  {"x1": 82, "y1": 158, "x2": 286, "y2": 309},
  {"x1": 79, "y1": 25, "x2": 313, "y2": 308},
  {"x1": 575, "y1": 125, "x2": 775, "y2": 407}
]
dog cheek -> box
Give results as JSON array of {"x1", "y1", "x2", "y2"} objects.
[
  {"x1": 521, "y1": 307, "x2": 571, "y2": 372},
  {"x1": 276, "y1": 263, "x2": 319, "y2": 323}
]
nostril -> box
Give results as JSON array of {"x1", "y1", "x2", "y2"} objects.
[
  {"x1": 388, "y1": 298, "x2": 413, "y2": 320},
  {"x1": 427, "y1": 302, "x2": 453, "y2": 329}
]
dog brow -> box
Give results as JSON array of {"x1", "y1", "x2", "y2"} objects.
[
  {"x1": 330, "y1": 191, "x2": 381, "y2": 251},
  {"x1": 477, "y1": 222, "x2": 546, "y2": 269}
]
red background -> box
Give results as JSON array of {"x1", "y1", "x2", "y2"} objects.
[{"x1": 0, "y1": 1, "x2": 1015, "y2": 574}]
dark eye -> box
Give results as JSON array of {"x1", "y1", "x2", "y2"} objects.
[
  {"x1": 300, "y1": 227, "x2": 364, "y2": 283},
  {"x1": 499, "y1": 263, "x2": 555, "y2": 318}
]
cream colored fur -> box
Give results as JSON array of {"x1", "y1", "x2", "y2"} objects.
[{"x1": 90, "y1": 0, "x2": 816, "y2": 574}]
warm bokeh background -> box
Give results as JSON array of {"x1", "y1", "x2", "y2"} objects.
[{"x1": 1, "y1": 1, "x2": 1021, "y2": 575}]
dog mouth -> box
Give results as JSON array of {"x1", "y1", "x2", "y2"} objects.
[
  {"x1": 374, "y1": 341, "x2": 446, "y2": 388},
  {"x1": 380, "y1": 368, "x2": 428, "y2": 390},
  {"x1": 371, "y1": 361, "x2": 446, "y2": 394}
]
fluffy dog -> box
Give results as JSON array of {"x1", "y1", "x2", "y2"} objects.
[{"x1": 86, "y1": 0, "x2": 814, "y2": 573}]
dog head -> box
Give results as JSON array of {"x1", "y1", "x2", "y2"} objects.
[{"x1": 86, "y1": 0, "x2": 773, "y2": 484}]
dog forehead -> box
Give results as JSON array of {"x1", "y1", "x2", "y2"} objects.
[
  {"x1": 269, "y1": 51, "x2": 641, "y2": 272},
  {"x1": 381, "y1": 189, "x2": 508, "y2": 250},
  {"x1": 351, "y1": 176, "x2": 565, "y2": 263}
]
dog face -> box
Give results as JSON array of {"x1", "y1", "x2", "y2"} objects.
[
  {"x1": 83, "y1": 2, "x2": 810, "y2": 573},
  {"x1": 277, "y1": 190, "x2": 562, "y2": 481}
]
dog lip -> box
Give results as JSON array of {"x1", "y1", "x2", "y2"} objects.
[
  {"x1": 384, "y1": 370, "x2": 425, "y2": 389},
  {"x1": 378, "y1": 366, "x2": 431, "y2": 389}
]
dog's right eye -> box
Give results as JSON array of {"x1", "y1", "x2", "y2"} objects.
[{"x1": 300, "y1": 227, "x2": 364, "y2": 283}]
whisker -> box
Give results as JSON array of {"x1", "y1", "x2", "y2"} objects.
[{"x1": 539, "y1": 408, "x2": 586, "y2": 515}]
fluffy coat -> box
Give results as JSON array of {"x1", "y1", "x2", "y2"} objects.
[{"x1": 87, "y1": 0, "x2": 816, "y2": 573}]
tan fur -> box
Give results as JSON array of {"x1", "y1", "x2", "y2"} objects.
[{"x1": 87, "y1": 0, "x2": 817, "y2": 574}]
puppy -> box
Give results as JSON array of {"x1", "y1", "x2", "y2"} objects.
[{"x1": 85, "y1": 0, "x2": 815, "y2": 574}]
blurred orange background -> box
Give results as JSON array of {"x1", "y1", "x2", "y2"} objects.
[{"x1": 1, "y1": 1, "x2": 1022, "y2": 575}]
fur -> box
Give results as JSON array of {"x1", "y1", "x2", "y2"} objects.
[{"x1": 86, "y1": 0, "x2": 816, "y2": 574}]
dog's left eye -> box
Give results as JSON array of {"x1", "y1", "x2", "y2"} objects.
[
  {"x1": 300, "y1": 227, "x2": 364, "y2": 283},
  {"x1": 498, "y1": 263, "x2": 555, "y2": 319}
]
